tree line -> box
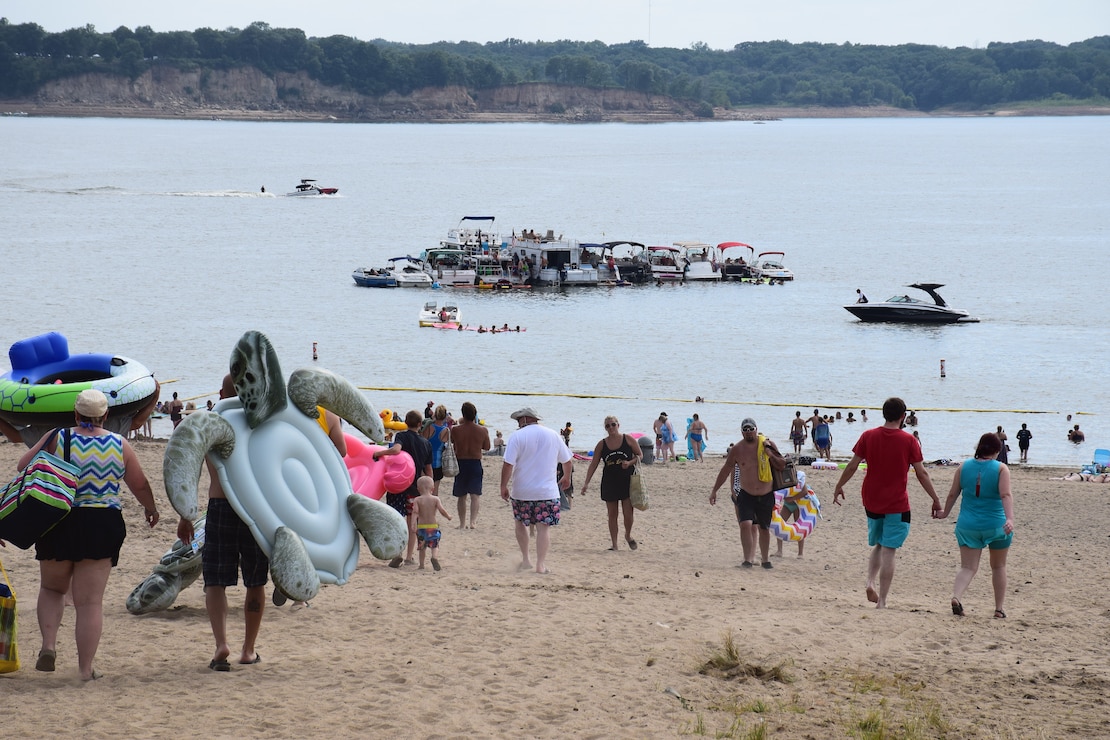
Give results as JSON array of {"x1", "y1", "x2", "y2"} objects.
[{"x1": 1, "y1": 19, "x2": 1108, "y2": 112}]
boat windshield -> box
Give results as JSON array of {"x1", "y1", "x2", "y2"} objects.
[{"x1": 885, "y1": 294, "x2": 925, "y2": 304}]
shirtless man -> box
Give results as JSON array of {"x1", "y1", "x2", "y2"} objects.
[
  {"x1": 687, "y1": 414, "x2": 708, "y2": 462},
  {"x1": 789, "y1": 411, "x2": 807, "y2": 454},
  {"x1": 709, "y1": 417, "x2": 786, "y2": 569},
  {"x1": 807, "y1": 409, "x2": 822, "y2": 438},
  {"x1": 450, "y1": 401, "x2": 491, "y2": 529}
]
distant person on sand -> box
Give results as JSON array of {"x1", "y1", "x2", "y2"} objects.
[
  {"x1": 560, "y1": 422, "x2": 573, "y2": 447},
  {"x1": 832, "y1": 397, "x2": 942, "y2": 609},
  {"x1": 500, "y1": 407, "x2": 572, "y2": 574},
  {"x1": 168, "y1": 392, "x2": 184, "y2": 428},
  {"x1": 451, "y1": 401, "x2": 490, "y2": 529},
  {"x1": 709, "y1": 417, "x2": 786, "y2": 569},
  {"x1": 939, "y1": 432, "x2": 1014, "y2": 619},
  {"x1": 789, "y1": 411, "x2": 807, "y2": 454},
  {"x1": 412, "y1": 476, "x2": 452, "y2": 571},
  {"x1": 579, "y1": 416, "x2": 643, "y2": 551},
  {"x1": 1016, "y1": 423, "x2": 1032, "y2": 462},
  {"x1": 686, "y1": 413, "x2": 708, "y2": 461}
]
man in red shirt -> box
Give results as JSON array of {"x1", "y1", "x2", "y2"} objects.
[{"x1": 833, "y1": 397, "x2": 942, "y2": 609}]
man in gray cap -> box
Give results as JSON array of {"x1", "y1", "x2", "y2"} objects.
[
  {"x1": 709, "y1": 417, "x2": 786, "y2": 569},
  {"x1": 500, "y1": 407, "x2": 573, "y2": 574}
]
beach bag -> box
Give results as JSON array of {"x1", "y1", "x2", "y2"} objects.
[
  {"x1": 440, "y1": 430, "x2": 460, "y2": 478},
  {"x1": 0, "y1": 428, "x2": 78, "y2": 550},
  {"x1": 771, "y1": 459, "x2": 799, "y2": 492},
  {"x1": 0, "y1": 558, "x2": 18, "y2": 673},
  {"x1": 629, "y1": 464, "x2": 649, "y2": 511}
]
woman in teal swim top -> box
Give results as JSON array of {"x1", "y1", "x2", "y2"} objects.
[{"x1": 940, "y1": 432, "x2": 1015, "y2": 619}]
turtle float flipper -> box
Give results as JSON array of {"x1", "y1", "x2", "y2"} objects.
[
  {"x1": 347, "y1": 494, "x2": 407, "y2": 560},
  {"x1": 271, "y1": 527, "x2": 322, "y2": 602},
  {"x1": 163, "y1": 411, "x2": 236, "y2": 520},
  {"x1": 288, "y1": 367, "x2": 386, "y2": 443}
]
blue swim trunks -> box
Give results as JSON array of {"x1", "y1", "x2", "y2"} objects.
[
  {"x1": 452, "y1": 458, "x2": 484, "y2": 497},
  {"x1": 866, "y1": 510, "x2": 911, "y2": 549}
]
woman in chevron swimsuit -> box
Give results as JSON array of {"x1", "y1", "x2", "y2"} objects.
[{"x1": 16, "y1": 389, "x2": 160, "y2": 681}]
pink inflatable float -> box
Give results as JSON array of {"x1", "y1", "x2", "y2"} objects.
[{"x1": 343, "y1": 434, "x2": 416, "y2": 500}]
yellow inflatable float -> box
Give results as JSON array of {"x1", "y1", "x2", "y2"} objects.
[{"x1": 379, "y1": 409, "x2": 408, "y2": 431}]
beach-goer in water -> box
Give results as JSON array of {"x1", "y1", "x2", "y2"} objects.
[
  {"x1": 939, "y1": 432, "x2": 1015, "y2": 619},
  {"x1": 579, "y1": 416, "x2": 643, "y2": 551},
  {"x1": 709, "y1": 417, "x2": 786, "y2": 569},
  {"x1": 1016, "y1": 423, "x2": 1032, "y2": 463},
  {"x1": 18, "y1": 389, "x2": 159, "y2": 680},
  {"x1": 1068, "y1": 424, "x2": 1085, "y2": 443},
  {"x1": 832, "y1": 397, "x2": 942, "y2": 609},
  {"x1": 995, "y1": 426, "x2": 1009, "y2": 464},
  {"x1": 451, "y1": 401, "x2": 490, "y2": 529},
  {"x1": 789, "y1": 411, "x2": 807, "y2": 454},
  {"x1": 500, "y1": 407, "x2": 572, "y2": 574}
]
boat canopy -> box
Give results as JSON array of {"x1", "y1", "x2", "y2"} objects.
[
  {"x1": 757, "y1": 251, "x2": 785, "y2": 258},
  {"x1": 460, "y1": 216, "x2": 496, "y2": 222},
  {"x1": 717, "y1": 242, "x2": 752, "y2": 250}
]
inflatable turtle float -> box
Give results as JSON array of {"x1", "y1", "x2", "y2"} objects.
[{"x1": 163, "y1": 330, "x2": 407, "y2": 603}]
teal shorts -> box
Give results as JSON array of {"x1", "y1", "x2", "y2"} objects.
[
  {"x1": 866, "y1": 510, "x2": 911, "y2": 549},
  {"x1": 955, "y1": 526, "x2": 1012, "y2": 550}
]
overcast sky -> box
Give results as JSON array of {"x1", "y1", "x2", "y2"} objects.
[{"x1": 5, "y1": 1, "x2": 1107, "y2": 50}]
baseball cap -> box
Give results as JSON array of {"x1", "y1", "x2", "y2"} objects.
[
  {"x1": 510, "y1": 407, "x2": 541, "y2": 421},
  {"x1": 740, "y1": 418, "x2": 757, "y2": 431}
]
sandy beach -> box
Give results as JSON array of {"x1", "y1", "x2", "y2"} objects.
[{"x1": 1, "y1": 434, "x2": 1107, "y2": 739}]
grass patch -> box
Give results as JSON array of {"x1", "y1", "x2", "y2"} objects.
[{"x1": 699, "y1": 629, "x2": 792, "y2": 683}]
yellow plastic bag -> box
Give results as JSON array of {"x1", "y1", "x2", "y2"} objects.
[{"x1": 0, "y1": 558, "x2": 19, "y2": 673}]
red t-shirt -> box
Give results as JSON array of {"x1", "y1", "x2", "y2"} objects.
[{"x1": 852, "y1": 426, "x2": 923, "y2": 514}]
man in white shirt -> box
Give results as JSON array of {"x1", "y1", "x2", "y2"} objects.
[{"x1": 500, "y1": 407, "x2": 573, "y2": 574}]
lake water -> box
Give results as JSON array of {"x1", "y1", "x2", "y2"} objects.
[{"x1": 1, "y1": 115, "x2": 1107, "y2": 467}]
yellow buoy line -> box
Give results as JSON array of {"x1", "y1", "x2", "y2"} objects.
[{"x1": 357, "y1": 386, "x2": 1088, "y2": 416}]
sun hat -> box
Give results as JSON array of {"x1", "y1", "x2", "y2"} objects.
[
  {"x1": 510, "y1": 407, "x2": 541, "y2": 421},
  {"x1": 740, "y1": 418, "x2": 758, "y2": 431},
  {"x1": 74, "y1": 388, "x2": 109, "y2": 418}
]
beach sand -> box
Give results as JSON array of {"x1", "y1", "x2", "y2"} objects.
[{"x1": 1, "y1": 437, "x2": 1107, "y2": 739}]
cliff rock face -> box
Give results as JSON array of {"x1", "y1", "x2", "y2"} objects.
[{"x1": 19, "y1": 67, "x2": 721, "y2": 122}]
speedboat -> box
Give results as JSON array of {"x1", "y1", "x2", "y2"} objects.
[
  {"x1": 419, "y1": 301, "x2": 461, "y2": 327},
  {"x1": 386, "y1": 256, "x2": 433, "y2": 287},
  {"x1": 844, "y1": 283, "x2": 977, "y2": 324},
  {"x1": 351, "y1": 268, "x2": 397, "y2": 288},
  {"x1": 676, "y1": 241, "x2": 721, "y2": 281},
  {"x1": 755, "y1": 251, "x2": 794, "y2": 281},
  {"x1": 288, "y1": 179, "x2": 338, "y2": 196},
  {"x1": 718, "y1": 242, "x2": 761, "y2": 281},
  {"x1": 600, "y1": 241, "x2": 651, "y2": 284},
  {"x1": 647, "y1": 246, "x2": 686, "y2": 282}
]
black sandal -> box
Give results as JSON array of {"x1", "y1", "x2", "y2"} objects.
[
  {"x1": 951, "y1": 599, "x2": 964, "y2": 616},
  {"x1": 993, "y1": 609, "x2": 1006, "y2": 619}
]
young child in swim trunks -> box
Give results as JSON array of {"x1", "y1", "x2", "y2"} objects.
[{"x1": 412, "y1": 475, "x2": 452, "y2": 571}]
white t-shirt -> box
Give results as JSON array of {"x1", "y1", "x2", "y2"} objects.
[{"x1": 504, "y1": 423, "x2": 573, "y2": 501}]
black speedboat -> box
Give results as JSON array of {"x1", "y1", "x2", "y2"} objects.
[{"x1": 844, "y1": 283, "x2": 976, "y2": 324}]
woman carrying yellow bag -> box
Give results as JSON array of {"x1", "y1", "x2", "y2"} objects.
[{"x1": 0, "y1": 557, "x2": 18, "y2": 673}]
